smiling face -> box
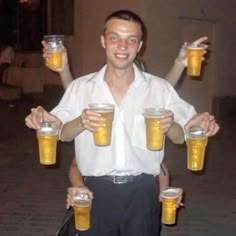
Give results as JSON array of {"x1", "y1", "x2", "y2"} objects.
[{"x1": 101, "y1": 18, "x2": 143, "y2": 70}]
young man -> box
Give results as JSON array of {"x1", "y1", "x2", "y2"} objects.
[
  {"x1": 42, "y1": 31, "x2": 207, "y2": 193},
  {"x1": 26, "y1": 10, "x2": 219, "y2": 236}
]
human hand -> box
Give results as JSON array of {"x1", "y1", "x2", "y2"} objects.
[
  {"x1": 42, "y1": 40, "x2": 68, "y2": 72},
  {"x1": 79, "y1": 108, "x2": 105, "y2": 132},
  {"x1": 159, "y1": 110, "x2": 174, "y2": 133},
  {"x1": 176, "y1": 36, "x2": 208, "y2": 67},
  {"x1": 66, "y1": 186, "x2": 93, "y2": 209},
  {"x1": 184, "y1": 112, "x2": 220, "y2": 137},
  {"x1": 159, "y1": 188, "x2": 184, "y2": 208},
  {"x1": 25, "y1": 106, "x2": 62, "y2": 130}
]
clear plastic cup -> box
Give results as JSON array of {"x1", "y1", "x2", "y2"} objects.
[
  {"x1": 43, "y1": 35, "x2": 64, "y2": 70},
  {"x1": 186, "y1": 126, "x2": 208, "y2": 171},
  {"x1": 36, "y1": 122, "x2": 59, "y2": 165},
  {"x1": 187, "y1": 43, "x2": 205, "y2": 77},
  {"x1": 88, "y1": 103, "x2": 115, "y2": 146},
  {"x1": 73, "y1": 193, "x2": 92, "y2": 231},
  {"x1": 143, "y1": 108, "x2": 167, "y2": 150},
  {"x1": 160, "y1": 187, "x2": 182, "y2": 225}
]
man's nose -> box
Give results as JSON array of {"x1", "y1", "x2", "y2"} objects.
[{"x1": 118, "y1": 39, "x2": 128, "y2": 50}]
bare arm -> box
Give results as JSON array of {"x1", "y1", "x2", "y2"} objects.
[
  {"x1": 68, "y1": 158, "x2": 85, "y2": 187},
  {"x1": 166, "y1": 121, "x2": 185, "y2": 144},
  {"x1": 160, "y1": 110, "x2": 185, "y2": 144},
  {"x1": 158, "y1": 162, "x2": 170, "y2": 191}
]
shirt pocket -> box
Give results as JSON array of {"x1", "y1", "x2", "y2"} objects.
[{"x1": 131, "y1": 115, "x2": 147, "y2": 150}]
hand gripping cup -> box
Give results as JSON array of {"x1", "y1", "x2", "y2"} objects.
[
  {"x1": 187, "y1": 43, "x2": 205, "y2": 77},
  {"x1": 73, "y1": 193, "x2": 92, "y2": 231},
  {"x1": 160, "y1": 187, "x2": 182, "y2": 225},
  {"x1": 37, "y1": 122, "x2": 59, "y2": 165},
  {"x1": 89, "y1": 103, "x2": 115, "y2": 146},
  {"x1": 143, "y1": 108, "x2": 166, "y2": 151},
  {"x1": 186, "y1": 126, "x2": 208, "y2": 171},
  {"x1": 43, "y1": 35, "x2": 64, "y2": 70}
]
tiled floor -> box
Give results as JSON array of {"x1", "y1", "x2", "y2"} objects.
[{"x1": 0, "y1": 90, "x2": 235, "y2": 236}]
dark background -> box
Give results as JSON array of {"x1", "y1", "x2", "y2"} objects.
[{"x1": 0, "y1": 0, "x2": 74, "y2": 51}]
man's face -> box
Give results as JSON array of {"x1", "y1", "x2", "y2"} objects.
[{"x1": 101, "y1": 18, "x2": 143, "y2": 70}]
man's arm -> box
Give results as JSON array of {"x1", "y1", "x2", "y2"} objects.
[
  {"x1": 158, "y1": 162, "x2": 170, "y2": 191},
  {"x1": 159, "y1": 110, "x2": 185, "y2": 144},
  {"x1": 68, "y1": 158, "x2": 85, "y2": 187}
]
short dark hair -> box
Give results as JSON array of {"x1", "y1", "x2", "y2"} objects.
[{"x1": 104, "y1": 9, "x2": 146, "y2": 41}]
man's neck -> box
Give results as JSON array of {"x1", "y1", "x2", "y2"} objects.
[{"x1": 104, "y1": 65, "x2": 135, "y2": 105}]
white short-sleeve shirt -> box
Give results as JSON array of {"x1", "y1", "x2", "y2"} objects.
[{"x1": 52, "y1": 64, "x2": 196, "y2": 176}]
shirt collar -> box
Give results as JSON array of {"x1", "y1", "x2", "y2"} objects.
[{"x1": 87, "y1": 63, "x2": 148, "y2": 87}]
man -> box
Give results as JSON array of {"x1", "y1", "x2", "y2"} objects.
[{"x1": 26, "y1": 10, "x2": 219, "y2": 236}]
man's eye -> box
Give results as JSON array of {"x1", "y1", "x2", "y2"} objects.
[
  {"x1": 109, "y1": 36, "x2": 118, "y2": 42},
  {"x1": 129, "y1": 38, "x2": 138, "y2": 44}
]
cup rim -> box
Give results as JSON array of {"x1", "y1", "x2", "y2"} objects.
[
  {"x1": 43, "y1": 35, "x2": 64, "y2": 41},
  {"x1": 160, "y1": 187, "x2": 182, "y2": 199},
  {"x1": 88, "y1": 103, "x2": 115, "y2": 111},
  {"x1": 143, "y1": 107, "x2": 168, "y2": 117},
  {"x1": 187, "y1": 43, "x2": 205, "y2": 49}
]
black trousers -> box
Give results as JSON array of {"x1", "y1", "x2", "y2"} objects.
[{"x1": 79, "y1": 174, "x2": 161, "y2": 236}]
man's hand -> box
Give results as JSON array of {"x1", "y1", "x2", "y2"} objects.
[
  {"x1": 159, "y1": 110, "x2": 174, "y2": 133},
  {"x1": 80, "y1": 108, "x2": 105, "y2": 132},
  {"x1": 66, "y1": 186, "x2": 93, "y2": 209},
  {"x1": 42, "y1": 40, "x2": 68, "y2": 72},
  {"x1": 25, "y1": 106, "x2": 61, "y2": 130},
  {"x1": 176, "y1": 36, "x2": 208, "y2": 67},
  {"x1": 185, "y1": 112, "x2": 220, "y2": 137}
]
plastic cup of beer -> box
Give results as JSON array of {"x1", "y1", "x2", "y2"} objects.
[
  {"x1": 36, "y1": 122, "x2": 59, "y2": 165},
  {"x1": 43, "y1": 35, "x2": 64, "y2": 70},
  {"x1": 187, "y1": 43, "x2": 205, "y2": 77},
  {"x1": 160, "y1": 187, "x2": 182, "y2": 225},
  {"x1": 143, "y1": 108, "x2": 166, "y2": 151},
  {"x1": 88, "y1": 103, "x2": 115, "y2": 146},
  {"x1": 186, "y1": 126, "x2": 208, "y2": 171},
  {"x1": 73, "y1": 193, "x2": 92, "y2": 231}
]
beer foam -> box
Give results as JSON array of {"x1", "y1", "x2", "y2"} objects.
[{"x1": 160, "y1": 188, "x2": 181, "y2": 199}]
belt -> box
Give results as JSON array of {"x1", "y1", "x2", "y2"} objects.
[{"x1": 86, "y1": 173, "x2": 150, "y2": 184}]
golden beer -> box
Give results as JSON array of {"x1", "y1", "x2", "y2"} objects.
[
  {"x1": 37, "y1": 122, "x2": 59, "y2": 165},
  {"x1": 94, "y1": 111, "x2": 113, "y2": 146},
  {"x1": 187, "y1": 137, "x2": 208, "y2": 171},
  {"x1": 160, "y1": 188, "x2": 181, "y2": 225},
  {"x1": 187, "y1": 44, "x2": 205, "y2": 76},
  {"x1": 43, "y1": 35, "x2": 64, "y2": 70},
  {"x1": 73, "y1": 199, "x2": 92, "y2": 231},
  {"x1": 37, "y1": 133, "x2": 58, "y2": 165},
  {"x1": 48, "y1": 51, "x2": 62, "y2": 70},
  {"x1": 145, "y1": 117, "x2": 164, "y2": 150},
  {"x1": 89, "y1": 103, "x2": 115, "y2": 146}
]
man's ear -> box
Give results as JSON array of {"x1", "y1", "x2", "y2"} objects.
[
  {"x1": 137, "y1": 41, "x2": 143, "y2": 53},
  {"x1": 100, "y1": 35, "x2": 105, "y2": 49}
]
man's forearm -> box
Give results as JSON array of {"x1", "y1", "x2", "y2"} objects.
[
  {"x1": 60, "y1": 116, "x2": 85, "y2": 142},
  {"x1": 166, "y1": 121, "x2": 185, "y2": 144},
  {"x1": 165, "y1": 59, "x2": 185, "y2": 87},
  {"x1": 59, "y1": 64, "x2": 74, "y2": 89},
  {"x1": 69, "y1": 159, "x2": 84, "y2": 187}
]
